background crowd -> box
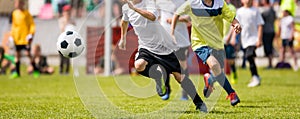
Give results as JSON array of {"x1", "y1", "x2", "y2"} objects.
[{"x1": 0, "y1": 0, "x2": 299, "y2": 78}]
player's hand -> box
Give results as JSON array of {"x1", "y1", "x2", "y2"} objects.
[
  {"x1": 256, "y1": 41, "x2": 262, "y2": 47},
  {"x1": 125, "y1": 0, "x2": 135, "y2": 11},
  {"x1": 232, "y1": 24, "x2": 241, "y2": 34},
  {"x1": 118, "y1": 39, "x2": 126, "y2": 50},
  {"x1": 166, "y1": 18, "x2": 172, "y2": 24},
  {"x1": 9, "y1": 36, "x2": 14, "y2": 42},
  {"x1": 171, "y1": 34, "x2": 177, "y2": 45},
  {"x1": 8, "y1": 36, "x2": 15, "y2": 46},
  {"x1": 26, "y1": 34, "x2": 33, "y2": 44}
]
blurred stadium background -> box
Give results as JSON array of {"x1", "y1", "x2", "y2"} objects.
[
  {"x1": 1, "y1": 0, "x2": 300, "y2": 73},
  {"x1": 1, "y1": 0, "x2": 300, "y2": 75}
]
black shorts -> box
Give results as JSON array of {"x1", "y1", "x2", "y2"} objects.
[
  {"x1": 174, "y1": 46, "x2": 189, "y2": 61},
  {"x1": 245, "y1": 46, "x2": 256, "y2": 58},
  {"x1": 15, "y1": 45, "x2": 30, "y2": 52},
  {"x1": 262, "y1": 32, "x2": 275, "y2": 56},
  {"x1": 282, "y1": 39, "x2": 293, "y2": 48},
  {"x1": 136, "y1": 48, "x2": 181, "y2": 77},
  {"x1": 224, "y1": 44, "x2": 236, "y2": 59}
]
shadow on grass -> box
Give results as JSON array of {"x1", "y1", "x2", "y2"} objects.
[
  {"x1": 209, "y1": 110, "x2": 243, "y2": 114},
  {"x1": 238, "y1": 105, "x2": 273, "y2": 108},
  {"x1": 170, "y1": 110, "x2": 242, "y2": 114}
]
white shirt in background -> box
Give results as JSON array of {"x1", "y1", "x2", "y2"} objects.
[
  {"x1": 156, "y1": 0, "x2": 190, "y2": 48},
  {"x1": 236, "y1": 7, "x2": 265, "y2": 49},
  {"x1": 280, "y1": 15, "x2": 294, "y2": 39}
]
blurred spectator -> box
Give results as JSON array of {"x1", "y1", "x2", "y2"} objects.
[
  {"x1": 0, "y1": 46, "x2": 15, "y2": 75},
  {"x1": 94, "y1": 46, "x2": 124, "y2": 75},
  {"x1": 112, "y1": 0, "x2": 122, "y2": 26},
  {"x1": 92, "y1": 0, "x2": 122, "y2": 26},
  {"x1": 58, "y1": 5, "x2": 75, "y2": 75},
  {"x1": 236, "y1": 0, "x2": 264, "y2": 87},
  {"x1": 277, "y1": 10, "x2": 298, "y2": 71},
  {"x1": 260, "y1": 0, "x2": 277, "y2": 69},
  {"x1": 10, "y1": 0, "x2": 39, "y2": 79},
  {"x1": 27, "y1": 44, "x2": 54, "y2": 74},
  {"x1": 280, "y1": 0, "x2": 297, "y2": 16},
  {"x1": 38, "y1": 0, "x2": 54, "y2": 19},
  {"x1": 70, "y1": 0, "x2": 84, "y2": 18},
  {"x1": 224, "y1": 0, "x2": 238, "y2": 84},
  {"x1": 57, "y1": 0, "x2": 68, "y2": 17}
]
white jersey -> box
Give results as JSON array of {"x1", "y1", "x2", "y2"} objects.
[
  {"x1": 236, "y1": 7, "x2": 264, "y2": 49},
  {"x1": 156, "y1": 0, "x2": 190, "y2": 48},
  {"x1": 280, "y1": 15, "x2": 294, "y2": 39},
  {"x1": 122, "y1": 0, "x2": 178, "y2": 55}
]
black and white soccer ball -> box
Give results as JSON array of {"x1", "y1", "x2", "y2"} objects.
[{"x1": 57, "y1": 30, "x2": 85, "y2": 58}]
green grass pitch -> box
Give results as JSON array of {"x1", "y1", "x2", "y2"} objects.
[{"x1": 0, "y1": 68, "x2": 299, "y2": 118}]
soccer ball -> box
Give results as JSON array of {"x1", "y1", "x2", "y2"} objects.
[{"x1": 57, "y1": 30, "x2": 85, "y2": 58}]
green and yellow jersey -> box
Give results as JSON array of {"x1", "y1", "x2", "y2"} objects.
[{"x1": 176, "y1": 0, "x2": 235, "y2": 50}]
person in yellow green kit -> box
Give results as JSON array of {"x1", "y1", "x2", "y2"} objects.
[
  {"x1": 10, "y1": 0, "x2": 39, "y2": 78},
  {"x1": 280, "y1": 0, "x2": 297, "y2": 16}
]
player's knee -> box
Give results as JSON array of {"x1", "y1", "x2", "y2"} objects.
[
  {"x1": 210, "y1": 62, "x2": 222, "y2": 76},
  {"x1": 134, "y1": 60, "x2": 147, "y2": 72}
]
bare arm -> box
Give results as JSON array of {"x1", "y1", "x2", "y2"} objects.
[
  {"x1": 171, "y1": 14, "x2": 180, "y2": 36},
  {"x1": 230, "y1": 29, "x2": 237, "y2": 46},
  {"x1": 257, "y1": 25, "x2": 263, "y2": 47},
  {"x1": 126, "y1": 0, "x2": 156, "y2": 21},
  {"x1": 118, "y1": 20, "x2": 129, "y2": 50},
  {"x1": 121, "y1": 20, "x2": 129, "y2": 40},
  {"x1": 290, "y1": 22, "x2": 295, "y2": 40},
  {"x1": 167, "y1": 16, "x2": 189, "y2": 24},
  {"x1": 225, "y1": 27, "x2": 234, "y2": 45}
]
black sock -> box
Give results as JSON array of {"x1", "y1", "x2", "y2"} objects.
[
  {"x1": 247, "y1": 56, "x2": 258, "y2": 76},
  {"x1": 181, "y1": 77, "x2": 203, "y2": 105},
  {"x1": 181, "y1": 69, "x2": 189, "y2": 97},
  {"x1": 31, "y1": 62, "x2": 38, "y2": 71},
  {"x1": 214, "y1": 72, "x2": 235, "y2": 95},
  {"x1": 16, "y1": 61, "x2": 20, "y2": 76},
  {"x1": 230, "y1": 64, "x2": 237, "y2": 78}
]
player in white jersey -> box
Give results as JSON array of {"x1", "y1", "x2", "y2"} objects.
[
  {"x1": 156, "y1": 0, "x2": 191, "y2": 100},
  {"x1": 118, "y1": 0, "x2": 207, "y2": 112}
]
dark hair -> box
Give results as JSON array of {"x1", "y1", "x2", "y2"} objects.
[
  {"x1": 284, "y1": 10, "x2": 292, "y2": 16},
  {"x1": 259, "y1": 0, "x2": 270, "y2": 6}
]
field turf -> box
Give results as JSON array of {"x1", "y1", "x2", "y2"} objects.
[{"x1": 0, "y1": 68, "x2": 299, "y2": 118}]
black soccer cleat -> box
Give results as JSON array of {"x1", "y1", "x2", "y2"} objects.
[{"x1": 196, "y1": 103, "x2": 208, "y2": 113}]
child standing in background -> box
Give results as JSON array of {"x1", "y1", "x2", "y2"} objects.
[
  {"x1": 278, "y1": 10, "x2": 298, "y2": 71},
  {"x1": 58, "y1": 5, "x2": 75, "y2": 75},
  {"x1": 10, "y1": 0, "x2": 39, "y2": 78},
  {"x1": 236, "y1": 0, "x2": 264, "y2": 87}
]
